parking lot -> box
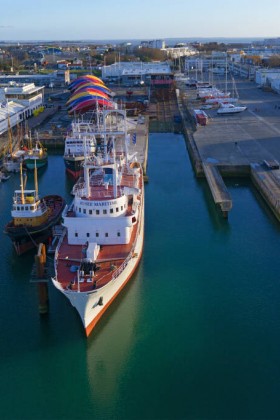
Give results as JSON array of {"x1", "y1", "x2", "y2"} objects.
[{"x1": 186, "y1": 76, "x2": 280, "y2": 166}]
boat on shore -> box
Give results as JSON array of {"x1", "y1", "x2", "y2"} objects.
[
  {"x1": 217, "y1": 103, "x2": 247, "y2": 114},
  {"x1": 4, "y1": 163, "x2": 65, "y2": 255},
  {"x1": 198, "y1": 88, "x2": 230, "y2": 100},
  {"x1": 52, "y1": 108, "x2": 144, "y2": 337}
]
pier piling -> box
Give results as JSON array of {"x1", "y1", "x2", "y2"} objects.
[{"x1": 30, "y1": 243, "x2": 49, "y2": 314}]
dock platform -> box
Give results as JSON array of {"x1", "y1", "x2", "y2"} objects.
[
  {"x1": 202, "y1": 163, "x2": 232, "y2": 217},
  {"x1": 251, "y1": 164, "x2": 280, "y2": 221},
  {"x1": 127, "y1": 115, "x2": 149, "y2": 178}
]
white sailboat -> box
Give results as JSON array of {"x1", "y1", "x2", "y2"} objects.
[{"x1": 213, "y1": 61, "x2": 245, "y2": 111}]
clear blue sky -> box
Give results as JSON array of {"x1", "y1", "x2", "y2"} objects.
[{"x1": 1, "y1": 0, "x2": 280, "y2": 41}]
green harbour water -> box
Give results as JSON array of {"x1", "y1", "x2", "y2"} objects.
[{"x1": 1, "y1": 133, "x2": 280, "y2": 419}]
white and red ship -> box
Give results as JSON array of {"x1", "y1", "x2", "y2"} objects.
[{"x1": 52, "y1": 109, "x2": 144, "y2": 337}]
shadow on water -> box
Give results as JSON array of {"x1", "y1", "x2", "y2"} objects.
[
  {"x1": 195, "y1": 175, "x2": 232, "y2": 232},
  {"x1": 197, "y1": 171, "x2": 280, "y2": 234},
  {"x1": 249, "y1": 179, "x2": 280, "y2": 231},
  {"x1": 86, "y1": 261, "x2": 144, "y2": 345},
  {"x1": 81, "y1": 264, "x2": 145, "y2": 418},
  {"x1": 65, "y1": 173, "x2": 76, "y2": 196}
]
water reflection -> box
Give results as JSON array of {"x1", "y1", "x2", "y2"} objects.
[{"x1": 85, "y1": 264, "x2": 143, "y2": 414}]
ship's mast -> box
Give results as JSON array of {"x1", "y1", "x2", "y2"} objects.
[
  {"x1": 112, "y1": 135, "x2": 117, "y2": 199},
  {"x1": 77, "y1": 269, "x2": 80, "y2": 292},
  {"x1": 20, "y1": 162, "x2": 25, "y2": 204},
  {"x1": 83, "y1": 127, "x2": 92, "y2": 199},
  {"x1": 225, "y1": 54, "x2": 228, "y2": 95},
  {"x1": 34, "y1": 159, "x2": 39, "y2": 200},
  {"x1": 7, "y1": 113, "x2": 13, "y2": 155},
  {"x1": 16, "y1": 122, "x2": 22, "y2": 150},
  {"x1": 124, "y1": 114, "x2": 129, "y2": 170},
  {"x1": 29, "y1": 131, "x2": 32, "y2": 150},
  {"x1": 85, "y1": 159, "x2": 90, "y2": 199}
]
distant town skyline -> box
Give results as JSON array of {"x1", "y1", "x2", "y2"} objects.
[{"x1": 1, "y1": 0, "x2": 280, "y2": 41}]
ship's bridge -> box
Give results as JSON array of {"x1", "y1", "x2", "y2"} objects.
[
  {"x1": 12, "y1": 189, "x2": 47, "y2": 216},
  {"x1": 73, "y1": 193, "x2": 128, "y2": 218}
]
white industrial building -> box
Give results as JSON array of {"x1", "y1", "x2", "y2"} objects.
[
  {"x1": 0, "y1": 82, "x2": 44, "y2": 135},
  {"x1": 102, "y1": 61, "x2": 173, "y2": 86},
  {"x1": 0, "y1": 70, "x2": 70, "y2": 87},
  {"x1": 185, "y1": 52, "x2": 228, "y2": 73},
  {"x1": 255, "y1": 68, "x2": 280, "y2": 86},
  {"x1": 140, "y1": 40, "x2": 165, "y2": 49},
  {"x1": 163, "y1": 46, "x2": 197, "y2": 59},
  {"x1": 228, "y1": 61, "x2": 256, "y2": 79}
]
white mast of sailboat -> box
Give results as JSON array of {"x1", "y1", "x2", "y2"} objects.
[
  {"x1": 225, "y1": 54, "x2": 228, "y2": 95},
  {"x1": 6, "y1": 104, "x2": 13, "y2": 156}
]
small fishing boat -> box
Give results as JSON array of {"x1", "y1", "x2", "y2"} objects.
[
  {"x1": 4, "y1": 163, "x2": 65, "y2": 255},
  {"x1": 24, "y1": 132, "x2": 48, "y2": 170}
]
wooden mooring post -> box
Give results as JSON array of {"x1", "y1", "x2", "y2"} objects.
[{"x1": 30, "y1": 243, "x2": 49, "y2": 315}]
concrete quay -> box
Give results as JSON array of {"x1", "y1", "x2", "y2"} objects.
[
  {"x1": 127, "y1": 116, "x2": 149, "y2": 179},
  {"x1": 181, "y1": 77, "x2": 280, "y2": 220},
  {"x1": 202, "y1": 163, "x2": 232, "y2": 216}
]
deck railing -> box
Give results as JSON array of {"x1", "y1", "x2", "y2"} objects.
[
  {"x1": 112, "y1": 169, "x2": 143, "y2": 281},
  {"x1": 53, "y1": 227, "x2": 67, "y2": 271}
]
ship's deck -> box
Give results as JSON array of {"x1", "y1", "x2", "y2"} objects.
[
  {"x1": 56, "y1": 221, "x2": 138, "y2": 292},
  {"x1": 72, "y1": 169, "x2": 138, "y2": 201}
]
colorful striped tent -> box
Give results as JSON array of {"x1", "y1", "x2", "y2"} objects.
[{"x1": 67, "y1": 75, "x2": 113, "y2": 114}]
